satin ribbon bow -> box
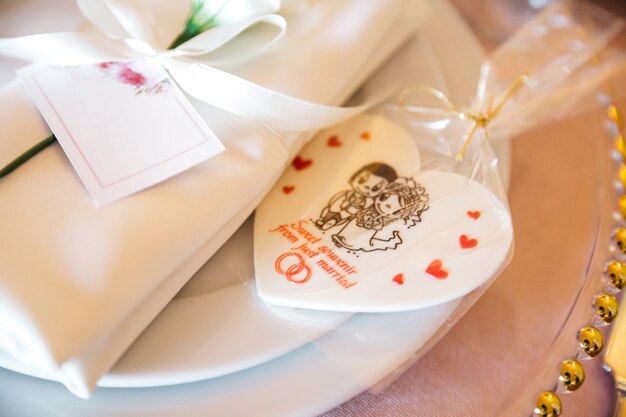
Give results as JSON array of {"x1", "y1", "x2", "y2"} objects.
[{"x1": 0, "y1": 0, "x2": 376, "y2": 133}]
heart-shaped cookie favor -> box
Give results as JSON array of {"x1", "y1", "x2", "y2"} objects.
[{"x1": 254, "y1": 115, "x2": 512, "y2": 312}]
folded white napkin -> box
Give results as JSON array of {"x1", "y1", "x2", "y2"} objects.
[{"x1": 0, "y1": 0, "x2": 421, "y2": 398}]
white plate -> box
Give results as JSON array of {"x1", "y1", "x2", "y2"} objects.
[{"x1": 0, "y1": 1, "x2": 496, "y2": 416}]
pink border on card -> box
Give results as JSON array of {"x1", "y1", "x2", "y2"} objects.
[{"x1": 32, "y1": 74, "x2": 213, "y2": 189}]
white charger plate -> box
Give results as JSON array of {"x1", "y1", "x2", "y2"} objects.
[{"x1": 0, "y1": 1, "x2": 502, "y2": 415}]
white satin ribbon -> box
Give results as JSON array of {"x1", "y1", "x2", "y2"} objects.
[{"x1": 0, "y1": 1, "x2": 378, "y2": 136}]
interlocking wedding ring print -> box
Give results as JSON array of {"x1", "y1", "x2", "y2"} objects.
[{"x1": 275, "y1": 252, "x2": 312, "y2": 284}]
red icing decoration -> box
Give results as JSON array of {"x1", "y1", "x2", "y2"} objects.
[
  {"x1": 360, "y1": 131, "x2": 371, "y2": 141},
  {"x1": 392, "y1": 273, "x2": 405, "y2": 286},
  {"x1": 467, "y1": 210, "x2": 481, "y2": 220},
  {"x1": 459, "y1": 234, "x2": 478, "y2": 249},
  {"x1": 426, "y1": 259, "x2": 448, "y2": 279},
  {"x1": 292, "y1": 156, "x2": 313, "y2": 171},
  {"x1": 327, "y1": 135, "x2": 342, "y2": 147},
  {"x1": 282, "y1": 185, "x2": 295, "y2": 194}
]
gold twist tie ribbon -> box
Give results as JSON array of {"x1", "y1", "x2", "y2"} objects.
[{"x1": 398, "y1": 73, "x2": 529, "y2": 161}]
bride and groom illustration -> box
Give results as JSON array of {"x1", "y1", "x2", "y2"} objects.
[{"x1": 314, "y1": 162, "x2": 429, "y2": 252}]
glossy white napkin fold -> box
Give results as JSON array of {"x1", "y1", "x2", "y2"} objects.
[{"x1": 0, "y1": 0, "x2": 423, "y2": 398}]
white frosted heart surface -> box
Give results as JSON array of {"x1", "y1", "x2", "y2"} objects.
[{"x1": 254, "y1": 115, "x2": 513, "y2": 312}]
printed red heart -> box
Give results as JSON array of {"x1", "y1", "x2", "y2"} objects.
[
  {"x1": 467, "y1": 210, "x2": 481, "y2": 220},
  {"x1": 459, "y1": 234, "x2": 478, "y2": 249},
  {"x1": 392, "y1": 273, "x2": 404, "y2": 286},
  {"x1": 327, "y1": 135, "x2": 342, "y2": 147},
  {"x1": 282, "y1": 185, "x2": 295, "y2": 194},
  {"x1": 426, "y1": 259, "x2": 448, "y2": 279},
  {"x1": 292, "y1": 156, "x2": 313, "y2": 171},
  {"x1": 360, "y1": 131, "x2": 371, "y2": 141}
]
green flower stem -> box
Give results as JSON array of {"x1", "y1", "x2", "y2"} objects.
[
  {"x1": 0, "y1": 134, "x2": 56, "y2": 180},
  {"x1": 2, "y1": 22, "x2": 185, "y2": 180},
  {"x1": 168, "y1": 18, "x2": 219, "y2": 50},
  {"x1": 1, "y1": 23, "x2": 187, "y2": 180},
  {"x1": 1, "y1": 1, "x2": 220, "y2": 180},
  {"x1": 3, "y1": 10, "x2": 186, "y2": 180},
  {"x1": 168, "y1": 26, "x2": 199, "y2": 50}
]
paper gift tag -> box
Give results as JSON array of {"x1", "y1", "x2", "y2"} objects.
[
  {"x1": 18, "y1": 60, "x2": 224, "y2": 206},
  {"x1": 254, "y1": 114, "x2": 513, "y2": 312}
]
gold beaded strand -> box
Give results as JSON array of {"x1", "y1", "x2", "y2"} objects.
[
  {"x1": 532, "y1": 102, "x2": 625, "y2": 416},
  {"x1": 534, "y1": 391, "x2": 563, "y2": 417},
  {"x1": 558, "y1": 360, "x2": 585, "y2": 392}
]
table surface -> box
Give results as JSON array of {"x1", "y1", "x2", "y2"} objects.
[{"x1": 324, "y1": 1, "x2": 626, "y2": 416}]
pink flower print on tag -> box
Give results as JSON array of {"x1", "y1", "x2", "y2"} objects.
[
  {"x1": 97, "y1": 61, "x2": 118, "y2": 70},
  {"x1": 117, "y1": 66, "x2": 146, "y2": 87},
  {"x1": 96, "y1": 61, "x2": 171, "y2": 96}
]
